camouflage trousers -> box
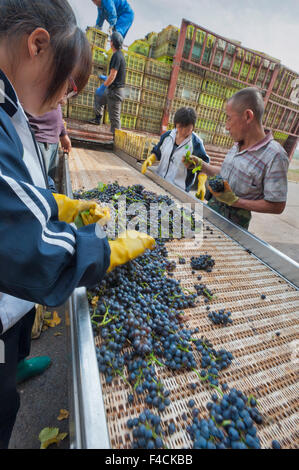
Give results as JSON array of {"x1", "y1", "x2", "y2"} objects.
[{"x1": 208, "y1": 198, "x2": 251, "y2": 230}]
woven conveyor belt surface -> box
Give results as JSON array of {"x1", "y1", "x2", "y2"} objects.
[{"x1": 69, "y1": 147, "x2": 299, "y2": 449}]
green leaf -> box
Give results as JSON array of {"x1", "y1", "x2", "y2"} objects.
[
  {"x1": 97, "y1": 182, "x2": 107, "y2": 192},
  {"x1": 39, "y1": 427, "x2": 59, "y2": 449}
]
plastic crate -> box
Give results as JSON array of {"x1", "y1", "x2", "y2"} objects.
[
  {"x1": 84, "y1": 74, "x2": 100, "y2": 93},
  {"x1": 201, "y1": 79, "x2": 229, "y2": 99},
  {"x1": 141, "y1": 89, "x2": 166, "y2": 108},
  {"x1": 91, "y1": 63, "x2": 107, "y2": 78},
  {"x1": 128, "y1": 40, "x2": 150, "y2": 57},
  {"x1": 198, "y1": 93, "x2": 225, "y2": 110},
  {"x1": 68, "y1": 104, "x2": 95, "y2": 121},
  {"x1": 125, "y1": 69, "x2": 144, "y2": 87},
  {"x1": 175, "y1": 84, "x2": 200, "y2": 102},
  {"x1": 197, "y1": 106, "x2": 222, "y2": 123},
  {"x1": 195, "y1": 118, "x2": 217, "y2": 133},
  {"x1": 138, "y1": 105, "x2": 163, "y2": 121},
  {"x1": 213, "y1": 133, "x2": 234, "y2": 148},
  {"x1": 92, "y1": 47, "x2": 109, "y2": 67},
  {"x1": 156, "y1": 25, "x2": 179, "y2": 46},
  {"x1": 171, "y1": 98, "x2": 198, "y2": 114},
  {"x1": 152, "y1": 42, "x2": 177, "y2": 59},
  {"x1": 86, "y1": 27, "x2": 108, "y2": 49},
  {"x1": 121, "y1": 100, "x2": 139, "y2": 116},
  {"x1": 143, "y1": 76, "x2": 169, "y2": 95},
  {"x1": 156, "y1": 56, "x2": 173, "y2": 65},
  {"x1": 121, "y1": 114, "x2": 137, "y2": 129},
  {"x1": 61, "y1": 103, "x2": 68, "y2": 118},
  {"x1": 124, "y1": 85, "x2": 142, "y2": 102},
  {"x1": 72, "y1": 91, "x2": 95, "y2": 108},
  {"x1": 273, "y1": 131, "x2": 289, "y2": 144},
  {"x1": 123, "y1": 50, "x2": 146, "y2": 73},
  {"x1": 136, "y1": 118, "x2": 161, "y2": 134},
  {"x1": 145, "y1": 59, "x2": 172, "y2": 80},
  {"x1": 177, "y1": 71, "x2": 203, "y2": 90}
]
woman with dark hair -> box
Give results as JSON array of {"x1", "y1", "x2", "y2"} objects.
[
  {"x1": 142, "y1": 107, "x2": 210, "y2": 196},
  {"x1": 0, "y1": 0, "x2": 154, "y2": 449}
]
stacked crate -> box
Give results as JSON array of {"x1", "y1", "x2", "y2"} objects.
[
  {"x1": 68, "y1": 28, "x2": 109, "y2": 121},
  {"x1": 151, "y1": 25, "x2": 179, "y2": 63},
  {"x1": 135, "y1": 59, "x2": 172, "y2": 135},
  {"x1": 115, "y1": 129, "x2": 159, "y2": 160}
]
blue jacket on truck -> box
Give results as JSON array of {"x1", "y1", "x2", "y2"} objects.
[
  {"x1": 96, "y1": 0, "x2": 134, "y2": 38},
  {"x1": 0, "y1": 70, "x2": 110, "y2": 334}
]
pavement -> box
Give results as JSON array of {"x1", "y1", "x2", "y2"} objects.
[
  {"x1": 9, "y1": 306, "x2": 70, "y2": 450},
  {"x1": 250, "y1": 181, "x2": 299, "y2": 264}
]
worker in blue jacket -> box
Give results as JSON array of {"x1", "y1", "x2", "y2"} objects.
[
  {"x1": 142, "y1": 107, "x2": 210, "y2": 197},
  {"x1": 0, "y1": 0, "x2": 154, "y2": 449},
  {"x1": 92, "y1": 0, "x2": 134, "y2": 39}
]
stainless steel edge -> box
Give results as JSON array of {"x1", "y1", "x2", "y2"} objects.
[
  {"x1": 63, "y1": 154, "x2": 111, "y2": 449},
  {"x1": 115, "y1": 148, "x2": 299, "y2": 289}
]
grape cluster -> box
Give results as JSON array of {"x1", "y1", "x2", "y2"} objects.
[
  {"x1": 208, "y1": 309, "x2": 233, "y2": 326},
  {"x1": 208, "y1": 175, "x2": 225, "y2": 193},
  {"x1": 190, "y1": 255, "x2": 215, "y2": 272},
  {"x1": 127, "y1": 409, "x2": 165, "y2": 449},
  {"x1": 194, "y1": 283, "x2": 214, "y2": 302},
  {"x1": 187, "y1": 387, "x2": 263, "y2": 449},
  {"x1": 194, "y1": 337, "x2": 234, "y2": 387}
]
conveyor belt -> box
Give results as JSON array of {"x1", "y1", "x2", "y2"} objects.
[{"x1": 68, "y1": 147, "x2": 299, "y2": 449}]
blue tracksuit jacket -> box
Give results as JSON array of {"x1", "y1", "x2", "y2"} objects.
[
  {"x1": 96, "y1": 0, "x2": 134, "y2": 38},
  {"x1": 0, "y1": 70, "x2": 111, "y2": 332}
]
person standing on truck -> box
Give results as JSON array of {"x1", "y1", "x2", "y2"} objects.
[
  {"x1": 198, "y1": 87, "x2": 289, "y2": 229},
  {"x1": 0, "y1": 0, "x2": 154, "y2": 450},
  {"x1": 141, "y1": 107, "x2": 210, "y2": 195},
  {"x1": 92, "y1": 0, "x2": 134, "y2": 39},
  {"x1": 27, "y1": 105, "x2": 72, "y2": 180},
  {"x1": 89, "y1": 31, "x2": 126, "y2": 134}
]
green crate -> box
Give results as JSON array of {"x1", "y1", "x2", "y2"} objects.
[
  {"x1": 156, "y1": 25, "x2": 179, "y2": 47},
  {"x1": 123, "y1": 50, "x2": 146, "y2": 73},
  {"x1": 145, "y1": 59, "x2": 172, "y2": 80},
  {"x1": 175, "y1": 85, "x2": 200, "y2": 102},
  {"x1": 195, "y1": 118, "x2": 217, "y2": 133},
  {"x1": 84, "y1": 74, "x2": 100, "y2": 93},
  {"x1": 122, "y1": 100, "x2": 139, "y2": 116},
  {"x1": 153, "y1": 42, "x2": 177, "y2": 59},
  {"x1": 128, "y1": 40, "x2": 150, "y2": 57},
  {"x1": 136, "y1": 118, "x2": 161, "y2": 134},
  {"x1": 172, "y1": 98, "x2": 198, "y2": 114},
  {"x1": 92, "y1": 46, "x2": 109, "y2": 67},
  {"x1": 198, "y1": 93, "x2": 225, "y2": 110},
  {"x1": 156, "y1": 56, "x2": 173, "y2": 65},
  {"x1": 177, "y1": 71, "x2": 203, "y2": 90},
  {"x1": 86, "y1": 27, "x2": 108, "y2": 49},
  {"x1": 141, "y1": 89, "x2": 166, "y2": 108},
  {"x1": 143, "y1": 76, "x2": 169, "y2": 95},
  {"x1": 72, "y1": 91, "x2": 95, "y2": 108},
  {"x1": 124, "y1": 85, "x2": 142, "y2": 102},
  {"x1": 201, "y1": 79, "x2": 229, "y2": 99},
  {"x1": 121, "y1": 114, "x2": 137, "y2": 129},
  {"x1": 68, "y1": 104, "x2": 95, "y2": 122},
  {"x1": 61, "y1": 103, "x2": 68, "y2": 118},
  {"x1": 138, "y1": 105, "x2": 163, "y2": 121},
  {"x1": 91, "y1": 63, "x2": 107, "y2": 78},
  {"x1": 125, "y1": 69, "x2": 144, "y2": 87}
]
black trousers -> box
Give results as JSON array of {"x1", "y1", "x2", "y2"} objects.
[{"x1": 0, "y1": 307, "x2": 36, "y2": 449}]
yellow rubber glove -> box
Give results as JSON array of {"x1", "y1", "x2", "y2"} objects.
[
  {"x1": 108, "y1": 230, "x2": 155, "y2": 272},
  {"x1": 79, "y1": 206, "x2": 110, "y2": 227},
  {"x1": 196, "y1": 174, "x2": 208, "y2": 201},
  {"x1": 208, "y1": 181, "x2": 239, "y2": 206},
  {"x1": 141, "y1": 154, "x2": 157, "y2": 175},
  {"x1": 53, "y1": 194, "x2": 110, "y2": 225}
]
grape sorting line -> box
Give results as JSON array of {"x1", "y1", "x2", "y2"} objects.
[{"x1": 67, "y1": 147, "x2": 299, "y2": 449}]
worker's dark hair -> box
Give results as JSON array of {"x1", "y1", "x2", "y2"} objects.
[
  {"x1": 0, "y1": 0, "x2": 92, "y2": 102},
  {"x1": 111, "y1": 31, "x2": 124, "y2": 50},
  {"x1": 174, "y1": 107, "x2": 197, "y2": 128},
  {"x1": 228, "y1": 87, "x2": 265, "y2": 123}
]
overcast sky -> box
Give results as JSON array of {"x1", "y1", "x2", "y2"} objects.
[{"x1": 68, "y1": 0, "x2": 298, "y2": 73}]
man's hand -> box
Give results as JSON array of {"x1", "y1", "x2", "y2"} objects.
[
  {"x1": 208, "y1": 181, "x2": 239, "y2": 206},
  {"x1": 60, "y1": 134, "x2": 72, "y2": 154},
  {"x1": 108, "y1": 231, "x2": 155, "y2": 272},
  {"x1": 96, "y1": 84, "x2": 107, "y2": 97}
]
